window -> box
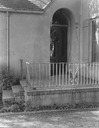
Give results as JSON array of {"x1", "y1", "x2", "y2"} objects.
[{"x1": 92, "y1": 18, "x2": 99, "y2": 62}]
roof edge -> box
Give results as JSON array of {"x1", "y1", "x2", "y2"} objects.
[
  {"x1": 43, "y1": 0, "x2": 54, "y2": 11},
  {"x1": 0, "y1": 7, "x2": 45, "y2": 14}
]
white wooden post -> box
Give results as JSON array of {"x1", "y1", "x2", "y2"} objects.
[
  {"x1": 20, "y1": 59, "x2": 23, "y2": 80},
  {"x1": 26, "y1": 62, "x2": 31, "y2": 87}
]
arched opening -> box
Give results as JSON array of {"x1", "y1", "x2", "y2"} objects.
[
  {"x1": 50, "y1": 8, "x2": 72, "y2": 63},
  {"x1": 50, "y1": 8, "x2": 73, "y2": 75}
]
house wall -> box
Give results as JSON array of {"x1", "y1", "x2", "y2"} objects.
[
  {"x1": 0, "y1": 0, "x2": 82, "y2": 77},
  {"x1": 0, "y1": 12, "x2": 7, "y2": 72},
  {"x1": 81, "y1": 0, "x2": 90, "y2": 62},
  {"x1": 81, "y1": 0, "x2": 93, "y2": 62}
]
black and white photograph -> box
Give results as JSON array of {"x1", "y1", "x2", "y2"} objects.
[{"x1": 0, "y1": 0, "x2": 99, "y2": 127}]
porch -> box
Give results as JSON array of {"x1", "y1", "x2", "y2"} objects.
[{"x1": 19, "y1": 62, "x2": 99, "y2": 110}]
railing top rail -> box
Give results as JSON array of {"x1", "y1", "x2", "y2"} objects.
[{"x1": 26, "y1": 62, "x2": 99, "y2": 65}]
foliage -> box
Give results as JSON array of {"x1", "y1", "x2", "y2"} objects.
[
  {"x1": 9, "y1": 104, "x2": 20, "y2": 112},
  {"x1": 25, "y1": 102, "x2": 99, "y2": 112},
  {"x1": 0, "y1": 70, "x2": 20, "y2": 90},
  {"x1": 0, "y1": 101, "x2": 99, "y2": 113},
  {"x1": 0, "y1": 101, "x2": 25, "y2": 113},
  {"x1": 89, "y1": 0, "x2": 99, "y2": 18},
  {"x1": 25, "y1": 101, "x2": 33, "y2": 111},
  {"x1": 0, "y1": 107, "x2": 10, "y2": 113},
  {"x1": 17, "y1": 100, "x2": 25, "y2": 111}
]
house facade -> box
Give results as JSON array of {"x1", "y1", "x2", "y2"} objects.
[{"x1": 0, "y1": 0, "x2": 98, "y2": 77}]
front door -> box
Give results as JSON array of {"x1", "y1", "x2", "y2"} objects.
[
  {"x1": 50, "y1": 24, "x2": 68, "y2": 63},
  {"x1": 50, "y1": 24, "x2": 68, "y2": 75}
]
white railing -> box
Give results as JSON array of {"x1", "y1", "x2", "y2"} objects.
[{"x1": 26, "y1": 62, "x2": 99, "y2": 88}]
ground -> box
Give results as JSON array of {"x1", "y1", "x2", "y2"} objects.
[{"x1": 0, "y1": 110, "x2": 99, "y2": 128}]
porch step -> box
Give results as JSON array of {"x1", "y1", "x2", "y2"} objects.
[
  {"x1": 2, "y1": 84, "x2": 25, "y2": 105},
  {"x1": 2, "y1": 90, "x2": 15, "y2": 106},
  {"x1": 12, "y1": 85, "x2": 24, "y2": 102},
  {"x1": 12, "y1": 85, "x2": 24, "y2": 94},
  {"x1": 2, "y1": 90, "x2": 14, "y2": 101}
]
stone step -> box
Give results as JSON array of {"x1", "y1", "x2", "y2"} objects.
[
  {"x1": 12, "y1": 85, "x2": 24, "y2": 102},
  {"x1": 12, "y1": 85, "x2": 24, "y2": 94},
  {"x1": 2, "y1": 84, "x2": 25, "y2": 105},
  {"x1": 2, "y1": 90, "x2": 15, "y2": 105}
]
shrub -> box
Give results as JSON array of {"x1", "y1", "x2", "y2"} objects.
[
  {"x1": 0, "y1": 106, "x2": 10, "y2": 113},
  {"x1": 0, "y1": 70, "x2": 20, "y2": 90},
  {"x1": 16, "y1": 100, "x2": 25, "y2": 111},
  {"x1": 25, "y1": 101, "x2": 33, "y2": 111},
  {"x1": 9, "y1": 104, "x2": 20, "y2": 112}
]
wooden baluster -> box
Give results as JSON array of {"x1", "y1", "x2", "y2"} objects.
[
  {"x1": 95, "y1": 63, "x2": 97, "y2": 85},
  {"x1": 98, "y1": 63, "x2": 99, "y2": 84},
  {"x1": 68, "y1": 63, "x2": 70, "y2": 85},
  {"x1": 92, "y1": 63, "x2": 94, "y2": 85},
  {"x1": 62, "y1": 63, "x2": 64, "y2": 86},
  {"x1": 89, "y1": 63, "x2": 92, "y2": 85},
  {"x1": 73, "y1": 63, "x2": 74, "y2": 85},
  {"x1": 39, "y1": 63, "x2": 41, "y2": 88},
  {"x1": 87, "y1": 63, "x2": 89, "y2": 85},
  {"x1": 56, "y1": 63, "x2": 58, "y2": 86},
  {"x1": 65, "y1": 63, "x2": 67, "y2": 85},
  {"x1": 80, "y1": 63, "x2": 82, "y2": 85},
  {"x1": 78, "y1": 63, "x2": 79, "y2": 85},
  {"x1": 59, "y1": 63, "x2": 61, "y2": 86},
  {"x1": 52, "y1": 63, "x2": 54, "y2": 87},
  {"x1": 49, "y1": 63, "x2": 51, "y2": 87},
  {"x1": 20, "y1": 59, "x2": 23, "y2": 80},
  {"x1": 83, "y1": 63, "x2": 86, "y2": 85}
]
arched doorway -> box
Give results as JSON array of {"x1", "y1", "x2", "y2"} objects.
[
  {"x1": 50, "y1": 8, "x2": 70, "y2": 63},
  {"x1": 50, "y1": 8, "x2": 73, "y2": 75}
]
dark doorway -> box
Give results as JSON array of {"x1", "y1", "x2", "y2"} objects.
[
  {"x1": 50, "y1": 9, "x2": 68, "y2": 63},
  {"x1": 50, "y1": 9, "x2": 69, "y2": 75}
]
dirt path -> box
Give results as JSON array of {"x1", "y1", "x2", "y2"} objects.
[{"x1": 0, "y1": 110, "x2": 99, "y2": 128}]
